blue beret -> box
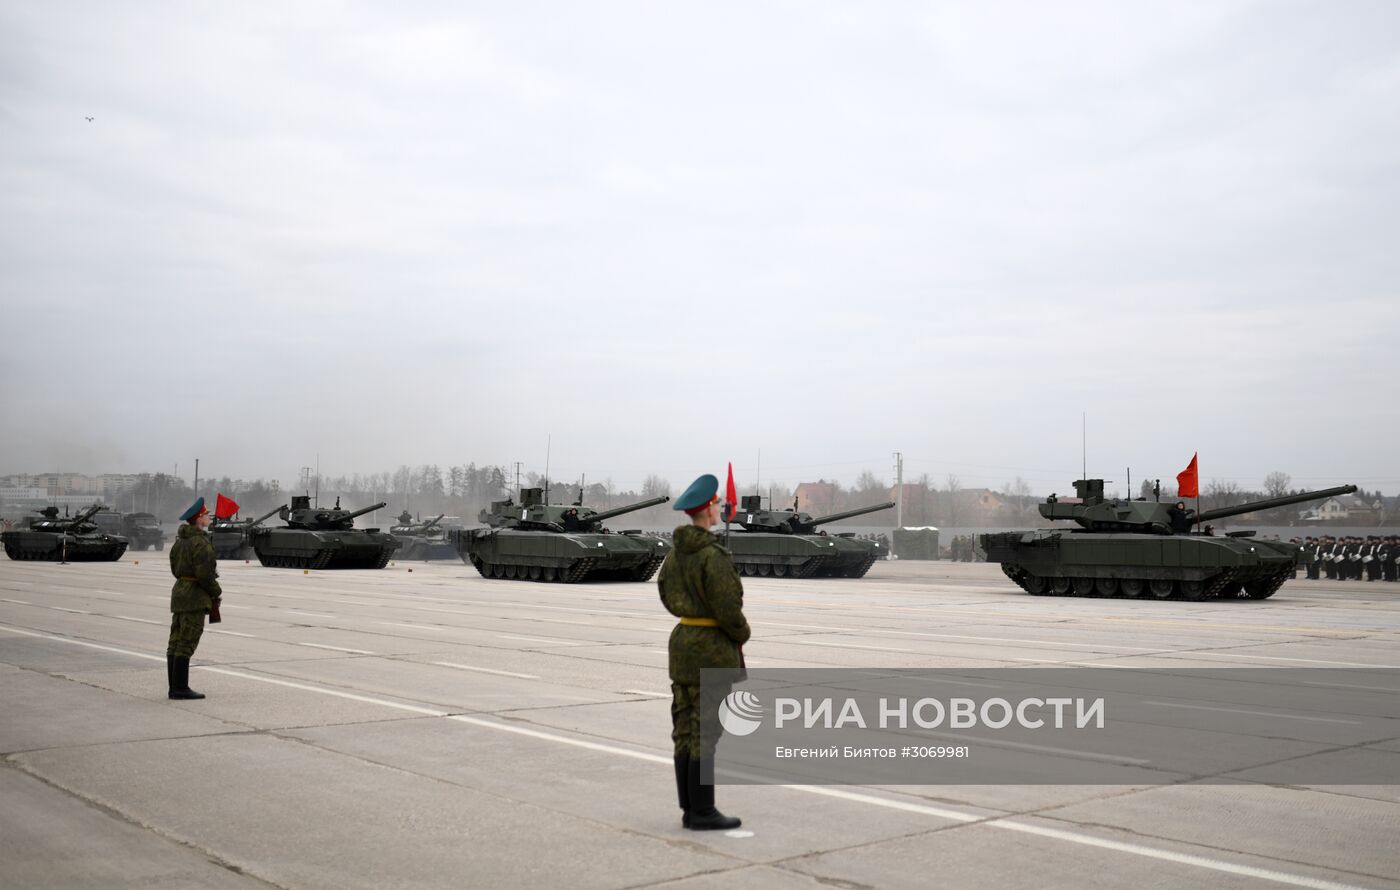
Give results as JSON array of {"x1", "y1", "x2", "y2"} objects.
[
  {"x1": 673, "y1": 474, "x2": 719, "y2": 512},
  {"x1": 178, "y1": 497, "x2": 206, "y2": 522}
]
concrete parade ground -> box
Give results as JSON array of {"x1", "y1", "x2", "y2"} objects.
[{"x1": 1, "y1": 556, "x2": 1397, "y2": 890}]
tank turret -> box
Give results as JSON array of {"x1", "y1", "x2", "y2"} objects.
[
  {"x1": 731, "y1": 496, "x2": 895, "y2": 535},
  {"x1": 279, "y1": 496, "x2": 388, "y2": 531},
  {"x1": 1038, "y1": 480, "x2": 1357, "y2": 534},
  {"x1": 480, "y1": 488, "x2": 670, "y2": 531}
]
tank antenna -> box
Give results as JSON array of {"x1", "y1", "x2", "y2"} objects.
[
  {"x1": 1081, "y1": 412, "x2": 1087, "y2": 480},
  {"x1": 544, "y1": 435, "x2": 551, "y2": 505}
]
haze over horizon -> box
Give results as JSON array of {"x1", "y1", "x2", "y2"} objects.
[{"x1": 3, "y1": 2, "x2": 1397, "y2": 498}]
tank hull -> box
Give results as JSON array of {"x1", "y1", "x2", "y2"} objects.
[
  {"x1": 211, "y1": 528, "x2": 255, "y2": 560},
  {"x1": 725, "y1": 532, "x2": 884, "y2": 578},
  {"x1": 250, "y1": 528, "x2": 401, "y2": 569},
  {"x1": 980, "y1": 530, "x2": 1303, "y2": 600},
  {"x1": 2, "y1": 531, "x2": 128, "y2": 561},
  {"x1": 453, "y1": 528, "x2": 672, "y2": 582}
]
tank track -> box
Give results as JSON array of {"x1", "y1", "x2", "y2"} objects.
[
  {"x1": 630, "y1": 555, "x2": 665, "y2": 582},
  {"x1": 736, "y1": 557, "x2": 829, "y2": 578},
  {"x1": 1001, "y1": 564, "x2": 1270, "y2": 601},
  {"x1": 472, "y1": 557, "x2": 601, "y2": 583},
  {"x1": 3, "y1": 541, "x2": 126, "y2": 561},
  {"x1": 839, "y1": 554, "x2": 879, "y2": 578}
]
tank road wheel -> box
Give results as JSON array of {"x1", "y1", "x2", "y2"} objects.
[
  {"x1": 528, "y1": 566, "x2": 542, "y2": 581},
  {"x1": 1120, "y1": 578, "x2": 1145, "y2": 598},
  {"x1": 773, "y1": 565, "x2": 788, "y2": 577},
  {"x1": 1179, "y1": 579, "x2": 1207, "y2": 601},
  {"x1": 1095, "y1": 578, "x2": 1120, "y2": 597},
  {"x1": 1023, "y1": 574, "x2": 1049, "y2": 596},
  {"x1": 1072, "y1": 577, "x2": 1097, "y2": 596},
  {"x1": 1049, "y1": 577, "x2": 1071, "y2": 596},
  {"x1": 1149, "y1": 579, "x2": 1175, "y2": 599},
  {"x1": 757, "y1": 564, "x2": 772, "y2": 577},
  {"x1": 490, "y1": 563, "x2": 505, "y2": 579},
  {"x1": 540, "y1": 566, "x2": 556, "y2": 582}
]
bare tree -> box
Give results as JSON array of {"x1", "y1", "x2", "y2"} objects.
[
  {"x1": 1263, "y1": 471, "x2": 1292, "y2": 499},
  {"x1": 1203, "y1": 479, "x2": 1244, "y2": 509},
  {"x1": 641, "y1": 474, "x2": 670, "y2": 499}
]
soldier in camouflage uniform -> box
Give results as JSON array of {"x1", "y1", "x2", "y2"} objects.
[
  {"x1": 167, "y1": 497, "x2": 222, "y2": 700},
  {"x1": 657, "y1": 473, "x2": 749, "y2": 831}
]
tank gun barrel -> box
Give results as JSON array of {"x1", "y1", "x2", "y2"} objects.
[
  {"x1": 585, "y1": 496, "x2": 670, "y2": 525},
  {"x1": 343, "y1": 502, "x2": 388, "y2": 522},
  {"x1": 252, "y1": 505, "x2": 285, "y2": 526},
  {"x1": 71, "y1": 503, "x2": 104, "y2": 524},
  {"x1": 807, "y1": 501, "x2": 896, "y2": 526},
  {"x1": 1195, "y1": 485, "x2": 1357, "y2": 523},
  {"x1": 422, "y1": 513, "x2": 446, "y2": 529}
]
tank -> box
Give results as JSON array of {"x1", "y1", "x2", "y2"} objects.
[
  {"x1": 388, "y1": 511, "x2": 456, "y2": 560},
  {"x1": 210, "y1": 505, "x2": 284, "y2": 560},
  {"x1": 980, "y1": 479, "x2": 1359, "y2": 600},
  {"x1": 2, "y1": 504, "x2": 129, "y2": 561},
  {"x1": 452, "y1": 488, "x2": 673, "y2": 582},
  {"x1": 249, "y1": 496, "x2": 400, "y2": 569},
  {"x1": 724, "y1": 496, "x2": 896, "y2": 578}
]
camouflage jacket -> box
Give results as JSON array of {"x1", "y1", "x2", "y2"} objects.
[
  {"x1": 169, "y1": 524, "x2": 221, "y2": 613},
  {"x1": 658, "y1": 524, "x2": 750, "y2": 685}
]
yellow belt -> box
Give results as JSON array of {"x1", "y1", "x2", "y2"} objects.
[{"x1": 678, "y1": 616, "x2": 719, "y2": 627}]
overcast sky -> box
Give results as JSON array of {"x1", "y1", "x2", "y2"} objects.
[{"x1": 2, "y1": 1, "x2": 1397, "y2": 498}]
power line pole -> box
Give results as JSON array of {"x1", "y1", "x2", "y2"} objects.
[{"x1": 892, "y1": 451, "x2": 904, "y2": 557}]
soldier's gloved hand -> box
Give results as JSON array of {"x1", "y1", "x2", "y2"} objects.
[{"x1": 209, "y1": 599, "x2": 222, "y2": 624}]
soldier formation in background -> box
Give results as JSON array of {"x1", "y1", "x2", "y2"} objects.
[{"x1": 1300, "y1": 535, "x2": 1399, "y2": 583}]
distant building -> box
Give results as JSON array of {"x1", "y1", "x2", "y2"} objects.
[{"x1": 794, "y1": 481, "x2": 838, "y2": 515}]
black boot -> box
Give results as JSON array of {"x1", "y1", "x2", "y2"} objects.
[
  {"x1": 169, "y1": 657, "x2": 205, "y2": 700},
  {"x1": 686, "y1": 759, "x2": 740, "y2": 831},
  {"x1": 166, "y1": 654, "x2": 175, "y2": 697},
  {"x1": 674, "y1": 755, "x2": 691, "y2": 828}
]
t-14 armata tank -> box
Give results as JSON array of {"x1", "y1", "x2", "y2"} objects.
[
  {"x1": 2, "y1": 504, "x2": 129, "y2": 561},
  {"x1": 724, "y1": 496, "x2": 895, "y2": 578},
  {"x1": 453, "y1": 488, "x2": 672, "y2": 582},
  {"x1": 980, "y1": 480, "x2": 1358, "y2": 601},
  {"x1": 388, "y1": 511, "x2": 456, "y2": 560},
  {"x1": 250, "y1": 496, "x2": 400, "y2": 569},
  {"x1": 211, "y1": 505, "x2": 285, "y2": 560}
]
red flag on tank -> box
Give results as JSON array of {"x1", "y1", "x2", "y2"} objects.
[
  {"x1": 1176, "y1": 454, "x2": 1199, "y2": 499},
  {"x1": 214, "y1": 493, "x2": 240, "y2": 520},
  {"x1": 725, "y1": 463, "x2": 738, "y2": 522}
]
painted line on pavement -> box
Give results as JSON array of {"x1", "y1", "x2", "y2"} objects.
[
  {"x1": 302, "y1": 643, "x2": 376, "y2": 655},
  {"x1": 115, "y1": 615, "x2": 165, "y2": 625},
  {"x1": 797, "y1": 640, "x2": 915, "y2": 654},
  {"x1": 1141, "y1": 701, "x2": 1361, "y2": 725},
  {"x1": 1188, "y1": 652, "x2": 1400, "y2": 670},
  {"x1": 288, "y1": 611, "x2": 336, "y2": 619},
  {"x1": 496, "y1": 634, "x2": 582, "y2": 646},
  {"x1": 208, "y1": 629, "x2": 255, "y2": 638},
  {"x1": 622, "y1": 689, "x2": 670, "y2": 698},
  {"x1": 381, "y1": 622, "x2": 455, "y2": 633},
  {"x1": 0, "y1": 621, "x2": 1372, "y2": 890},
  {"x1": 433, "y1": 662, "x2": 540, "y2": 680},
  {"x1": 1, "y1": 598, "x2": 33, "y2": 605}
]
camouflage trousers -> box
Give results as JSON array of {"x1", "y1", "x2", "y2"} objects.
[
  {"x1": 671, "y1": 683, "x2": 714, "y2": 759},
  {"x1": 166, "y1": 611, "x2": 205, "y2": 658}
]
